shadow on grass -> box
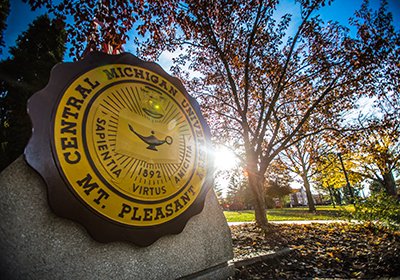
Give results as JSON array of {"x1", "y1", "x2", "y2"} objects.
[
  {"x1": 225, "y1": 206, "x2": 353, "y2": 222},
  {"x1": 268, "y1": 209, "x2": 349, "y2": 219}
]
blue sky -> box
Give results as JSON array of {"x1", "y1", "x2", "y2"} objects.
[{"x1": 1, "y1": 0, "x2": 399, "y2": 63}]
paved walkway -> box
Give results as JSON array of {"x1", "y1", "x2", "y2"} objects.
[{"x1": 228, "y1": 220, "x2": 352, "y2": 226}]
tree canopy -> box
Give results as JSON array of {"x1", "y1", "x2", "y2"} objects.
[
  {"x1": 0, "y1": 0, "x2": 10, "y2": 53},
  {"x1": 0, "y1": 14, "x2": 66, "y2": 171},
  {"x1": 338, "y1": 116, "x2": 399, "y2": 196}
]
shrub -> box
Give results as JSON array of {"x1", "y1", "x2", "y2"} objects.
[{"x1": 353, "y1": 192, "x2": 400, "y2": 230}]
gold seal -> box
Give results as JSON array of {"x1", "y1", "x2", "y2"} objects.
[{"x1": 53, "y1": 64, "x2": 208, "y2": 226}]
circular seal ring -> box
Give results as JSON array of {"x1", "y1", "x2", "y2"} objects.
[{"x1": 25, "y1": 52, "x2": 213, "y2": 246}]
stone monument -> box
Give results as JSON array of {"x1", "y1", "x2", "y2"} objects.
[
  {"x1": 0, "y1": 52, "x2": 234, "y2": 279},
  {"x1": 0, "y1": 157, "x2": 234, "y2": 279}
]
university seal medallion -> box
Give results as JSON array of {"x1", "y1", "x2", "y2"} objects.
[{"x1": 25, "y1": 52, "x2": 213, "y2": 246}]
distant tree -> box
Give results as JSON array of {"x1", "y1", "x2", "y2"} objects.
[
  {"x1": 264, "y1": 178, "x2": 292, "y2": 208},
  {"x1": 225, "y1": 178, "x2": 243, "y2": 210},
  {"x1": 0, "y1": 15, "x2": 66, "y2": 171},
  {"x1": 0, "y1": 0, "x2": 10, "y2": 53},
  {"x1": 313, "y1": 151, "x2": 363, "y2": 204},
  {"x1": 213, "y1": 184, "x2": 224, "y2": 201},
  {"x1": 369, "y1": 180, "x2": 384, "y2": 194},
  {"x1": 280, "y1": 134, "x2": 323, "y2": 212},
  {"x1": 223, "y1": 167, "x2": 253, "y2": 210},
  {"x1": 339, "y1": 117, "x2": 399, "y2": 196}
]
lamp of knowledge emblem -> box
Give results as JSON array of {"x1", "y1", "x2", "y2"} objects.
[{"x1": 25, "y1": 52, "x2": 213, "y2": 246}]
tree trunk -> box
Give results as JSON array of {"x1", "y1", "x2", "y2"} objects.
[
  {"x1": 303, "y1": 175, "x2": 316, "y2": 212},
  {"x1": 248, "y1": 173, "x2": 268, "y2": 228},
  {"x1": 328, "y1": 187, "x2": 336, "y2": 208},
  {"x1": 335, "y1": 189, "x2": 342, "y2": 205},
  {"x1": 383, "y1": 171, "x2": 397, "y2": 196}
]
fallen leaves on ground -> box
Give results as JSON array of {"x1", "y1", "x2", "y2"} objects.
[{"x1": 230, "y1": 222, "x2": 400, "y2": 279}]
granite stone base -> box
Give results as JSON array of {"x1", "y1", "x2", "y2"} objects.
[{"x1": 0, "y1": 156, "x2": 234, "y2": 279}]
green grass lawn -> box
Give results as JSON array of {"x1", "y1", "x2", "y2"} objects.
[{"x1": 224, "y1": 205, "x2": 355, "y2": 222}]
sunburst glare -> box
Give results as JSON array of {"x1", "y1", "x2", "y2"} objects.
[{"x1": 213, "y1": 146, "x2": 238, "y2": 171}]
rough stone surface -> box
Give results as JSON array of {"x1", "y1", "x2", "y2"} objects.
[{"x1": 0, "y1": 156, "x2": 234, "y2": 280}]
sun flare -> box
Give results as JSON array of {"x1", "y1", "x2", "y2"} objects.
[{"x1": 213, "y1": 146, "x2": 238, "y2": 171}]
